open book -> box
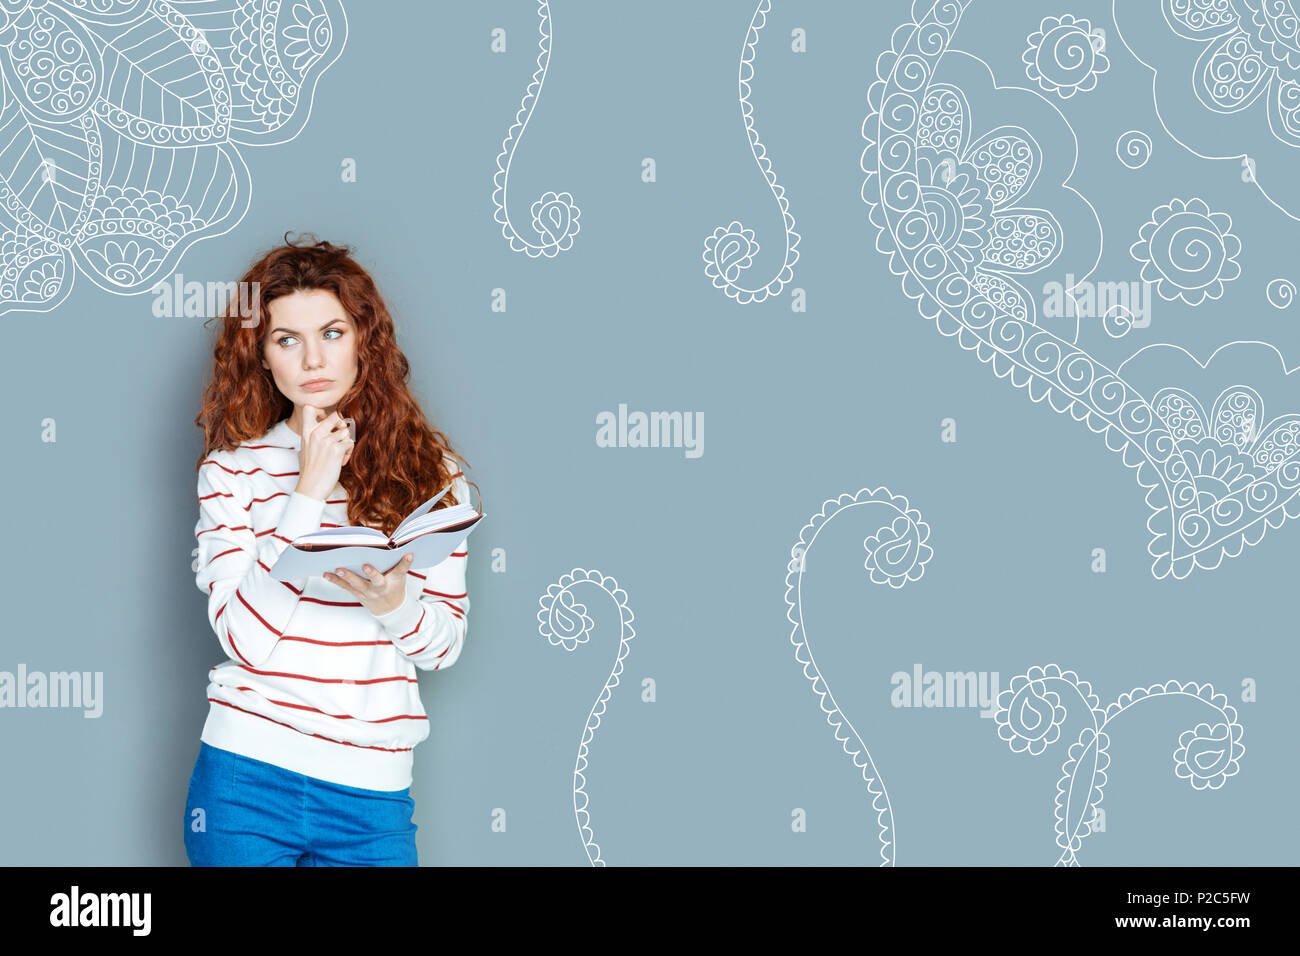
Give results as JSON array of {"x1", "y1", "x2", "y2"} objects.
[{"x1": 269, "y1": 481, "x2": 485, "y2": 581}]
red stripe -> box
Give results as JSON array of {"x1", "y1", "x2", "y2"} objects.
[
  {"x1": 403, "y1": 637, "x2": 435, "y2": 657},
  {"x1": 206, "y1": 699, "x2": 414, "y2": 752},
  {"x1": 439, "y1": 601, "x2": 465, "y2": 619},
  {"x1": 200, "y1": 460, "x2": 299, "y2": 478},
  {"x1": 295, "y1": 595, "x2": 366, "y2": 607},
  {"x1": 235, "y1": 664, "x2": 417, "y2": 685},
  {"x1": 256, "y1": 560, "x2": 303, "y2": 593},
  {"x1": 394, "y1": 607, "x2": 426, "y2": 641},
  {"x1": 199, "y1": 491, "x2": 239, "y2": 503},
  {"x1": 197, "y1": 523, "x2": 252, "y2": 538},
  {"x1": 277, "y1": 635, "x2": 392, "y2": 647},
  {"x1": 450, "y1": 551, "x2": 467, "y2": 557},
  {"x1": 219, "y1": 614, "x2": 254, "y2": 668},
  {"x1": 422, "y1": 588, "x2": 467, "y2": 599},
  {"x1": 248, "y1": 492, "x2": 346, "y2": 505},
  {"x1": 230, "y1": 689, "x2": 426, "y2": 723},
  {"x1": 235, "y1": 587, "x2": 282, "y2": 636}
]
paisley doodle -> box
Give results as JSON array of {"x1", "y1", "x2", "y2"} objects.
[
  {"x1": 0, "y1": 0, "x2": 347, "y2": 314},
  {"x1": 1129, "y1": 197, "x2": 1242, "y2": 305},
  {"x1": 1114, "y1": 0, "x2": 1300, "y2": 219},
  {"x1": 993, "y1": 663, "x2": 1244, "y2": 865},
  {"x1": 537, "y1": 568, "x2": 636, "y2": 866},
  {"x1": 1022, "y1": 13, "x2": 1110, "y2": 99},
  {"x1": 492, "y1": 1, "x2": 581, "y2": 258},
  {"x1": 1267, "y1": 277, "x2": 1296, "y2": 308},
  {"x1": 785, "y1": 487, "x2": 934, "y2": 865},
  {"x1": 701, "y1": 0, "x2": 800, "y2": 304},
  {"x1": 1116, "y1": 129, "x2": 1153, "y2": 168},
  {"x1": 862, "y1": 0, "x2": 1300, "y2": 578}
]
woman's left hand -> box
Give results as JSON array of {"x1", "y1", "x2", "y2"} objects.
[{"x1": 324, "y1": 554, "x2": 415, "y2": 616}]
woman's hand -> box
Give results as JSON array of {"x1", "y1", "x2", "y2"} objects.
[
  {"x1": 295, "y1": 404, "x2": 354, "y2": 501},
  {"x1": 324, "y1": 554, "x2": 415, "y2": 616}
]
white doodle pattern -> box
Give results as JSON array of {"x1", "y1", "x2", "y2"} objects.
[
  {"x1": 537, "y1": 568, "x2": 636, "y2": 866},
  {"x1": 1114, "y1": 0, "x2": 1300, "y2": 219},
  {"x1": 994, "y1": 664, "x2": 1244, "y2": 865},
  {"x1": 1129, "y1": 197, "x2": 1242, "y2": 306},
  {"x1": 862, "y1": 0, "x2": 1300, "y2": 578},
  {"x1": 785, "y1": 487, "x2": 934, "y2": 865},
  {"x1": 701, "y1": 0, "x2": 800, "y2": 304},
  {"x1": 0, "y1": 0, "x2": 347, "y2": 315},
  {"x1": 492, "y1": 1, "x2": 581, "y2": 257}
]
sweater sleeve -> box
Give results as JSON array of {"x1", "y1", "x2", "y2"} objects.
[
  {"x1": 194, "y1": 455, "x2": 327, "y2": 668},
  {"x1": 372, "y1": 476, "x2": 471, "y2": 671}
]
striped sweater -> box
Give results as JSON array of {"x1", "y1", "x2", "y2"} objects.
[{"x1": 193, "y1": 417, "x2": 470, "y2": 792}]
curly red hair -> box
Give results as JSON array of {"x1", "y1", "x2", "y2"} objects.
[{"x1": 194, "y1": 233, "x2": 478, "y2": 537}]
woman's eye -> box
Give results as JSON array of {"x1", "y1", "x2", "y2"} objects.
[{"x1": 277, "y1": 329, "x2": 342, "y2": 347}]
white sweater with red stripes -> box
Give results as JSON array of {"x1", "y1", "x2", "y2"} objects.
[{"x1": 193, "y1": 417, "x2": 470, "y2": 792}]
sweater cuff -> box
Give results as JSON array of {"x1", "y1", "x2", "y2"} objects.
[
  {"x1": 373, "y1": 586, "x2": 424, "y2": 638},
  {"x1": 277, "y1": 491, "x2": 329, "y2": 545}
]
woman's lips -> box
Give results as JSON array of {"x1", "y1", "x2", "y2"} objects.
[{"x1": 302, "y1": 380, "x2": 333, "y2": 391}]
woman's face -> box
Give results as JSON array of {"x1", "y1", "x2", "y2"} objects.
[{"x1": 260, "y1": 288, "x2": 359, "y2": 432}]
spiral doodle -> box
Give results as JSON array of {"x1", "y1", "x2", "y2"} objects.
[
  {"x1": 1022, "y1": 14, "x2": 1110, "y2": 98},
  {"x1": 537, "y1": 568, "x2": 636, "y2": 866},
  {"x1": 1115, "y1": 130, "x2": 1153, "y2": 169},
  {"x1": 785, "y1": 487, "x2": 934, "y2": 865},
  {"x1": 993, "y1": 664, "x2": 1244, "y2": 865},
  {"x1": 492, "y1": 1, "x2": 581, "y2": 257},
  {"x1": 1267, "y1": 277, "x2": 1296, "y2": 309},
  {"x1": 1102, "y1": 304, "x2": 1137, "y2": 338}
]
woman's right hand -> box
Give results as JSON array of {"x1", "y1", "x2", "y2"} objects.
[{"x1": 295, "y1": 404, "x2": 355, "y2": 500}]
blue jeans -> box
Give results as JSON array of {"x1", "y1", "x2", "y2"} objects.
[{"x1": 183, "y1": 742, "x2": 418, "y2": 866}]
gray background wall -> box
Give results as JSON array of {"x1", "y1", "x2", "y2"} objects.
[{"x1": 0, "y1": 0, "x2": 1291, "y2": 865}]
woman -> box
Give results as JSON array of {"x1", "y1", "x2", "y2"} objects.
[{"x1": 184, "y1": 234, "x2": 478, "y2": 866}]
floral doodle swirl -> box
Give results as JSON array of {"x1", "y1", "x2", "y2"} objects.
[
  {"x1": 993, "y1": 664, "x2": 1244, "y2": 865},
  {"x1": 0, "y1": 0, "x2": 347, "y2": 313},
  {"x1": 785, "y1": 487, "x2": 934, "y2": 865},
  {"x1": 538, "y1": 569, "x2": 636, "y2": 866},
  {"x1": 861, "y1": 0, "x2": 1300, "y2": 577},
  {"x1": 1114, "y1": 0, "x2": 1300, "y2": 219},
  {"x1": 1022, "y1": 13, "x2": 1110, "y2": 98}
]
